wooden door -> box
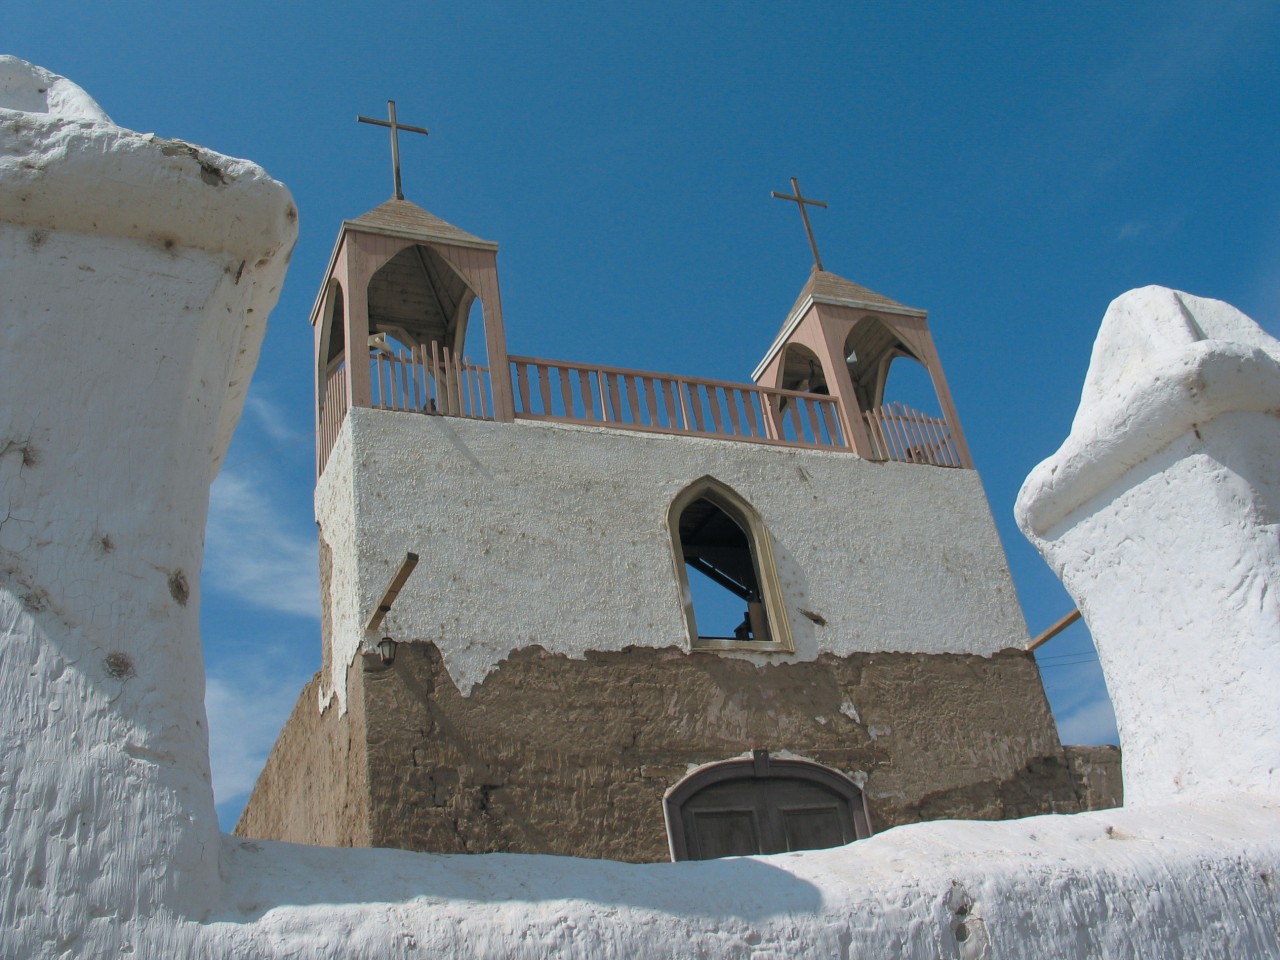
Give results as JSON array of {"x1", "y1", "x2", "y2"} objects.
[{"x1": 680, "y1": 775, "x2": 857, "y2": 860}]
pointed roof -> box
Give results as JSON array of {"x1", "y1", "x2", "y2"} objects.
[
  {"x1": 780, "y1": 269, "x2": 924, "y2": 333},
  {"x1": 344, "y1": 197, "x2": 497, "y2": 251},
  {"x1": 753, "y1": 268, "x2": 926, "y2": 382}
]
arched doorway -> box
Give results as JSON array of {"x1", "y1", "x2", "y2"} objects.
[{"x1": 664, "y1": 751, "x2": 871, "y2": 861}]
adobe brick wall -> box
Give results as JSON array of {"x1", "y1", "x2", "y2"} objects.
[
  {"x1": 234, "y1": 665, "x2": 373, "y2": 847},
  {"x1": 1063, "y1": 744, "x2": 1123, "y2": 811},
  {"x1": 346, "y1": 642, "x2": 1083, "y2": 862}
]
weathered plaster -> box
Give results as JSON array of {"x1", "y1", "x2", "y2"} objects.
[
  {"x1": 317, "y1": 408, "x2": 1029, "y2": 704},
  {"x1": 239, "y1": 645, "x2": 1081, "y2": 860}
]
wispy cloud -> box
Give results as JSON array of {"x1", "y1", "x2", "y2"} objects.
[
  {"x1": 244, "y1": 394, "x2": 306, "y2": 444},
  {"x1": 1116, "y1": 221, "x2": 1149, "y2": 241},
  {"x1": 206, "y1": 670, "x2": 309, "y2": 824},
  {"x1": 205, "y1": 469, "x2": 320, "y2": 619},
  {"x1": 1056, "y1": 691, "x2": 1119, "y2": 746}
]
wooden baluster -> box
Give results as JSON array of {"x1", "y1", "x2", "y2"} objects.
[
  {"x1": 431, "y1": 341, "x2": 447, "y2": 415},
  {"x1": 723, "y1": 389, "x2": 743, "y2": 437},
  {"x1": 877, "y1": 404, "x2": 900, "y2": 460},
  {"x1": 558, "y1": 364, "x2": 574, "y2": 419},
  {"x1": 463, "y1": 356, "x2": 476, "y2": 418},
  {"x1": 802, "y1": 396, "x2": 823, "y2": 445},
  {"x1": 932, "y1": 416, "x2": 957, "y2": 467},
  {"x1": 453, "y1": 348, "x2": 467, "y2": 417},
  {"x1": 887, "y1": 402, "x2": 911, "y2": 461},
  {"x1": 642, "y1": 377, "x2": 660, "y2": 427},
  {"x1": 536, "y1": 364, "x2": 552, "y2": 415},
  {"x1": 761, "y1": 393, "x2": 781, "y2": 441},
  {"x1": 917, "y1": 410, "x2": 942, "y2": 465},
  {"x1": 705, "y1": 386, "x2": 724, "y2": 436},
  {"x1": 903, "y1": 404, "x2": 924, "y2": 461},
  {"x1": 514, "y1": 362, "x2": 531, "y2": 414},
  {"x1": 419, "y1": 355, "x2": 429, "y2": 413},
  {"x1": 685, "y1": 381, "x2": 704, "y2": 432},
  {"x1": 813, "y1": 398, "x2": 832, "y2": 445},
  {"x1": 571, "y1": 368, "x2": 591, "y2": 420},
  {"x1": 778, "y1": 396, "x2": 798, "y2": 442},
  {"x1": 662, "y1": 379, "x2": 683, "y2": 429},
  {"x1": 595, "y1": 370, "x2": 609, "y2": 422},
  {"x1": 607, "y1": 371, "x2": 624, "y2": 423},
  {"x1": 624, "y1": 374, "x2": 641, "y2": 426},
  {"x1": 824, "y1": 400, "x2": 847, "y2": 448},
  {"x1": 740, "y1": 388, "x2": 762, "y2": 438}
]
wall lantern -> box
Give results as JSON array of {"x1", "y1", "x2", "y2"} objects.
[{"x1": 377, "y1": 636, "x2": 398, "y2": 666}]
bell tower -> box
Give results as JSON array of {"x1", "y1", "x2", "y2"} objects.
[
  {"x1": 310, "y1": 102, "x2": 514, "y2": 475},
  {"x1": 758, "y1": 178, "x2": 972, "y2": 468}
]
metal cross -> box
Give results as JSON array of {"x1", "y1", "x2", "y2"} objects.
[
  {"x1": 771, "y1": 177, "x2": 828, "y2": 272},
  {"x1": 358, "y1": 100, "x2": 430, "y2": 201}
]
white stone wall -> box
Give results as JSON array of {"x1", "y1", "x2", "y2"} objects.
[
  {"x1": 317, "y1": 408, "x2": 1030, "y2": 702},
  {"x1": 1018, "y1": 287, "x2": 1280, "y2": 805},
  {"x1": 0, "y1": 56, "x2": 295, "y2": 942}
]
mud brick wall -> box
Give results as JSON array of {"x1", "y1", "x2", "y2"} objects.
[
  {"x1": 235, "y1": 666, "x2": 372, "y2": 847},
  {"x1": 348, "y1": 643, "x2": 1081, "y2": 862}
]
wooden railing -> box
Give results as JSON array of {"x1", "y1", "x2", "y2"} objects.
[
  {"x1": 863, "y1": 401, "x2": 962, "y2": 467},
  {"x1": 317, "y1": 363, "x2": 348, "y2": 474},
  {"x1": 509, "y1": 355, "x2": 847, "y2": 451},
  {"x1": 317, "y1": 351, "x2": 964, "y2": 472},
  {"x1": 370, "y1": 343, "x2": 492, "y2": 420}
]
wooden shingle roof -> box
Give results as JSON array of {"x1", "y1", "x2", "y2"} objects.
[
  {"x1": 781, "y1": 269, "x2": 923, "y2": 331},
  {"x1": 346, "y1": 198, "x2": 497, "y2": 251}
]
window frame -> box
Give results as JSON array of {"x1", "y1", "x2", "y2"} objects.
[{"x1": 666, "y1": 476, "x2": 794, "y2": 654}]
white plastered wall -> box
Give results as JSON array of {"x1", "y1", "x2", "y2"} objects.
[
  {"x1": 317, "y1": 408, "x2": 1030, "y2": 703},
  {"x1": 0, "y1": 56, "x2": 296, "y2": 934},
  {"x1": 1017, "y1": 286, "x2": 1280, "y2": 805}
]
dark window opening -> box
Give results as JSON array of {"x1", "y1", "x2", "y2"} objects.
[{"x1": 678, "y1": 496, "x2": 770, "y2": 643}]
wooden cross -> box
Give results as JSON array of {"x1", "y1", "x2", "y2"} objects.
[
  {"x1": 771, "y1": 177, "x2": 828, "y2": 272},
  {"x1": 358, "y1": 100, "x2": 430, "y2": 201}
]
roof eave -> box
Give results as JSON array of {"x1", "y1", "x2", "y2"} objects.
[
  {"x1": 308, "y1": 220, "x2": 500, "y2": 326},
  {"x1": 751, "y1": 293, "x2": 928, "y2": 382}
]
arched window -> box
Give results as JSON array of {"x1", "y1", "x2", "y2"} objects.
[
  {"x1": 667, "y1": 477, "x2": 792, "y2": 652},
  {"x1": 664, "y1": 751, "x2": 871, "y2": 861}
]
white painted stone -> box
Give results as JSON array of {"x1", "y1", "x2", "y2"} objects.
[
  {"x1": 2, "y1": 62, "x2": 1276, "y2": 959},
  {"x1": 0, "y1": 54, "x2": 295, "y2": 947},
  {"x1": 1017, "y1": 286, "x2": 1280, "y2": 805},
  {"x1": 317, "y1": 408, "x2": 1030, "y2": 704}
]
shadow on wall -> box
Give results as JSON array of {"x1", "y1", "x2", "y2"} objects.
[{"x1": 217, "y1": 838, "x2": 824, "y2": 923}]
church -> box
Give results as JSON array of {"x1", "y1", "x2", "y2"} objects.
[{"x1": 236, "y1": 114, "x2": 1117, "y2": 862}]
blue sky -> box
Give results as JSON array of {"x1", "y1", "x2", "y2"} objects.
[{"x1": 7, "y1": 1, "x2": 1278, "y2": 829}]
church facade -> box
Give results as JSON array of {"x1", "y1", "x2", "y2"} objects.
[{"x1": 236, "y1": 192, "x2": 1116, "y2": 862}]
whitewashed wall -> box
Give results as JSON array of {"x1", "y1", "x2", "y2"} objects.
[
  {"x1": 0, "y1": 56, "x2": 296, "y2": 942},
  {"x1": 317, "y1": 409, "x2": 1030, "y2": 703},
  {"x1": 1018, "y1": 287, "x2": 1280, "y2": 804}
]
